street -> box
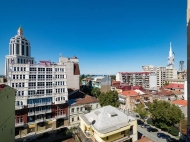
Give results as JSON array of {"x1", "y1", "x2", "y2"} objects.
[{"x1": 138, "y1": 125, "x2": 167, "y2": 142}]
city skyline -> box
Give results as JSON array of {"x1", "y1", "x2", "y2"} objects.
[{"x1": 0, "y1": 0, "x2": 187, "y2": 75}]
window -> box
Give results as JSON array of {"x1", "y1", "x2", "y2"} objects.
[
  {"x1": 26, "y1": 46, "x2": 28, "y2": 56},
  {"x1": 71, "y1": 108, "x2": 74, "y2": 113},
  {"x1": 13, "y1": 75, "x2": 15, "y2": 79},
  {"x1": 14, "y1": 67, "x2": 16, "y2": 71},
  {"x1": 16, "y1": 44, "x2": 19, "y2": 54},
  {"x1": 96, "y1": 104, "x2": 98, "y2": 108},
  {"x1": 22, "y1": 45, "x2": 24, "y2": 55},
  {"x1": 46, "y1": 82, "x2": 52, "y2": 86},
  {"x1": 121, "y1": 131, "x2": 125, "y2": 135},
  {"x1": 72, "y1": 118, "x2": 74, "y2": 122},
  {"x1": 77, "y1": 108, "x2": 79, "y2": 112},
  {"x1": 21, "y1": 67, "x2": 23, "y2": 71},
  {"x1": 46, "y1": 89, "x2": 52, "y2": 94},
  {"x1": 20, "y1": 75, "x2": 22, "y2": 79},
  {"x1": 22, "y1": 91, "x2": 24, "y2": 96},
  {"x1": 17, "y1": 67, "x2": 19, "y2": 71},
  {"x1": 23, "y1": 75, "x2": 25, "y2": 79},
  {"x1": 80, "y1": 107, "x2": 83, "y2": 111},
  {"x1": 78, "y1": 117, "x2": 79, "y2": 121},
  {"x1": 22, "y1": 83, "x2": 24, "y2": 87},
  {"x1": 30, "y1": 68, "x2": 36, "y2": 71},
  {"x1": 37, "y1": 90, "x2": 44, "y2": 94},
  {"x1": 23, "y1": 67, "x2": 26, "y2": 71},
  {"x1": 106, "y1": 137, "x2": 108, "y2": 140},
  {"x1": 37, "y1": 82, "x2": 45, "y2": 87},
  {"x1": 130, "y1": 126, "x2": 133, "y2": 132},
  {"x1": 38, "y1": 68, "x2": 45, "y2": 72},
  {"x1": 12, "y1": 83, "x2": 14, "y2": 87}
]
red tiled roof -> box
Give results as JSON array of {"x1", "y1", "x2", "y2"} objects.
[
  {"x1": 158, "y1": 90, "x2": 174, "y2": 96},
  {"x1": 172, "y1": 90, "x2": 184, "y2": 95},
  {"x1": 131, "y1": 86, "x2": 144, "y2": 90},
  {"x1": 75, "y1": 95, "x2": 98, "y2": 105},
  {"x1": 121, "y1": 90, "x2": 139, "y2": 96},
  {"x1": 164, "y1": 83, "x2": 184, "y2": 89},
  {"x1": 171, "y1": 100, "x2": 187, "y2": 106}
]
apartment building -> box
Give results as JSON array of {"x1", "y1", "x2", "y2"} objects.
[
  {"x1": 5, "y1": 27, "x2": 70, "y2": 136},
  {"x1": 0, "y1": 84, "x2": 16, "y2": 142},
  {"x1": 116, "y1": 72, "x2": 151, "y2": 88}
]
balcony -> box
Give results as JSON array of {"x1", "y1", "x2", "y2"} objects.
[
  {"x1": 28, "y1": 95, "x2": 52, "y2": 99},
  {"x1": 29, "y1": 79, "x2": 36, "y2": 81},
  {"x1": 35, "y1": 110, "x2": 46, "y2": 115},
  {"x1": 28, "y1": 104, "x2": 35, "y2": 108},
  {"x1": 35, "y1": 119, "x2": 44, "y2": 123},
  {"x1": 35, "y1": 102, "x2": 47, "y2": 106},
  {"x1": 46, "y1": 109, "x2": 52, "y2": 113},
  {"x1": 15, "y1": 105, "x2": 24, "y2": 110},
  {"x1": 15, "y1": 122, "x2": 24, "y2": 127},
  {"x1": 28, "y1": 112, "x2": 35, "y2": 116},
  {"x1": 55, "y1": 100, "x2": 66, "y2": 104},
  {"x1": 55, "y1": 114, "x2": 66, "y2": 119}
]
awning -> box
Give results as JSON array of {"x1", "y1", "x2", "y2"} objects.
[{"x1": 28, "y1": 124, "x2": 35, "y2": 128}]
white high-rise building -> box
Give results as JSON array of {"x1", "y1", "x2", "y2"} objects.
[
  {"x1": 5, "y1": 27, "x2": 70, "y2": 136},
  {"x1": 5, "y1": 27, "x2": 34, "y2": 76}
]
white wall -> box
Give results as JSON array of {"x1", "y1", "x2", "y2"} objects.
[
  {"x1": 184, "y1": 81, "x2": 187, "y2": 100},
  {"x1": 149, "y1": 73, "x2": 157, "y2": 89}
]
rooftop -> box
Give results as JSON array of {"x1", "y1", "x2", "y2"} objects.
[
  {"x1": 164, "y1": 83, "x2": 184, "y2": 89},
  {"x1": 70, "y1": 95, "x2": 98, "y2": 106},
  {"x1": 171, "y1": 100, "x2": 187, "y2": 106},
  {"x1": 136, "y1": 137, "x2": 153, "y2": 142},
  {"x1": 121, "y1": 90, "x2": 139, "y2": 96},
  {"x1": 80, "y1": 105, "x2": 135, "y2": 134}
]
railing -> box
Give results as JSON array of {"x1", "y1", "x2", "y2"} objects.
[
  {"x1": 35, "y1": 102, "x2": 47, "y2": 106},
  {"x1": 28, "y1": 86, "x2": 36, "y2": 89},
  {"x1": 29, "y1": 71, "x2": 37, "y2": 74},
  {"x1": 28, "y1": 95, "x2": 52, "y2": 99},
  {"x1": 37, "y1": 78, "x2": 45, "y2": 81},
  {"x1": 38, "y1": 72, "x2": 45, "y2": 74},
  {"x1": 28, "y1": 104, "x2": 35, "y2": 108},
  {"x1": 15, "y1": 105, "x2": 24, "y2": 110},
  {"x1": 46, "y1": 109, "x2": 52, "y2": 113},
  {"x1": 46, "y1": 72, "x2": 52, "y2": 74},
  {"x1": 55, "y1": 100, "x2": 66, "y2": 104},
  {"x1": 35, "y1": 119, "x2": 44, "y2": 123},
  {"x1": 29, "y1": 79, "x2": 36, "y2": 81},
  {"x1": 35, "y1": 110, "x2": 46, "y2": 115},
  {"x1": 55, "y1": 114, "x2": 66, "y2": 118},
  {"x1": 15, "y1": 122, "x2": 24, "y2": 127},
  {"x1": 37, "y1": 86, "x2": 45, "y2": 89},
  {"x1": 28, "y1": 112, "x2": 35, "y2": 116}
]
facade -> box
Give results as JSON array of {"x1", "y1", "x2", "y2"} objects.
[
  {"x1": 79, "y1": 105, "x2": 137, "y2": 142},
  {"x1": 59, "y1": 56, "x2": 80, "y2": 90},
  {"x1": 116, "y1": 72, "x2": 151, "y2": 88},
  {"x1": 5, "y1": 27, "x2": 70, "y2": 136},
  {"x1": 69, "y1": 95, "x2": 100, "y2": 126},
  {"x1": 0, "y1": 84, "x2": 16, "y2": 142},
  {"x1": 149, "y1": 73, "x2": 157, "y2": 89}
]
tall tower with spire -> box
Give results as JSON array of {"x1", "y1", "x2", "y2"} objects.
[
  {"x1": 5, "y1": 26, "x2": 34, "y2": 76},
  {"x1": 167, "y1": 42, "x2": 175, "y2": 69}
]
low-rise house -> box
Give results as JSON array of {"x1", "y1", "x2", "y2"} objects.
[
  {"x1": 164, "y1": 83, "x2": 184, "y2": 91},
  {"x1": 69, "y1": 95, "x2": 100, "y2": 126},
  {"x1": 79, "y1": 105, "x2": 137, "y2": 142}
]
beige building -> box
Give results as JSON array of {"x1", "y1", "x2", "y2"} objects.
[
  {"x1": 0, "y1": 84, "x2": 16, "y2": 142},
  {"x1": 59, "y1": 56, "x2": 80, "y2": 90},
  {"x1": 69, "y1": 95, "x2": 100, "y2": 126},
  {"x1": 142, "y1": 65, "x2": 177, "y2": 87},
  {"x1": 79, "y1": 105, "x2": 137, "y2": 142}
]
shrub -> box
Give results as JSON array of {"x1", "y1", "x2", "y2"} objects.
[
  {"x1": 147, "y1": 118, "x2": 153, "y2": 125},
  {"x1": 169, "y1": 126, "x2": 179, "y2": 136}
]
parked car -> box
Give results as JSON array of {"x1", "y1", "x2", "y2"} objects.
[
  {"x1": 141, "y1": 124, "x2": 150, "y2": 128},
  {"x1": 137, "y1": 119, "x2": 144, "y2": 125},
  {"x1": 157, "y1": 133, "x2": 171, "y2": 139},
  {"x1": 23, "y1": 135, "x2": 37, "y2": 142},
  {"x1": 147, "y1": 127, "x2": 158, "y2": 132}
]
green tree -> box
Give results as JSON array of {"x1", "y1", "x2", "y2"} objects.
[
  {"x1": 79, "y1": 74, "x2": 86, "y2": 85},
  {"x1": 98, "y1": 90, "x2": 120, "y2": 107},
  {"x1": 148, "y1": 100, "x2": 184, "y2": 132},
  {"x1": 110, "y1": 75, "x2": 116, "y2": 81},
  {"x1": 134, "y1": 104, "x2": 149, "y2": 120},
  {"x1": 91, "y1": 87, "x2": 101, "y2": 98}
]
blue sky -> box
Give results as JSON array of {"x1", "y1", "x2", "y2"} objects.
[{"x1": 0, "y1": 0, "x2": 187, "y2": 75}]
